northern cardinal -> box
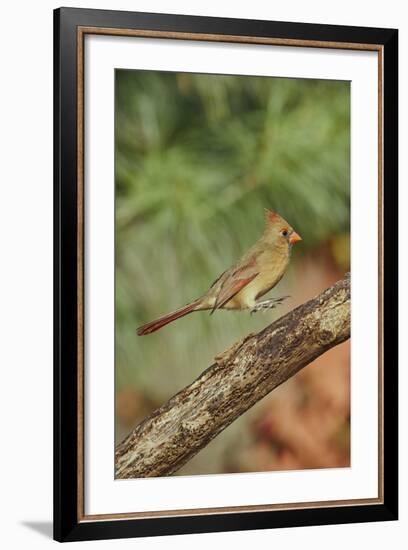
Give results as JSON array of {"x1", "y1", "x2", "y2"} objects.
[{"x1": 137, "y1": 209, "x2": 301, "y2": 335}]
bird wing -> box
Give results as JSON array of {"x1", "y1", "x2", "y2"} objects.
[{"x1": 210, "y1": 258, "x2": 259, "y2": 313}]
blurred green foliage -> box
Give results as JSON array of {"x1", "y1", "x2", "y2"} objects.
[{"x1": 115, "y1": 70, "x2": 350, "y2": 404}]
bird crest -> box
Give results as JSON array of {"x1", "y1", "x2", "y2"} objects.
[{"x1": 265, "y1": 208, "x2": 281, "y2": 225}]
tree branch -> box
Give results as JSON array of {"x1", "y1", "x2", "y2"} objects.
[{"x1": 115, "y1": 274, "x2": 350, "y2": 478}]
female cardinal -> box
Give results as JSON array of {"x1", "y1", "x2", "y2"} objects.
[{"x1": 137, "y1": 209, "x2": 301, "y2": 335}]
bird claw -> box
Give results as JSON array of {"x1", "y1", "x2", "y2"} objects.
[
  {"x1": 250, "y1": 295, "x2": 290, "y2": 314},
  {"x1": 272, "y1": 295, "x2": 290, "y2": 303}
]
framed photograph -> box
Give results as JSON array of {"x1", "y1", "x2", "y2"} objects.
[{"x1": 54, "y1": 7, "x2": 398, "y2": 542}]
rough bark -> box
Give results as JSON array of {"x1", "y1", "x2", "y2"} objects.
[{"x1": 115, "y1": 274, "x2": 350, "y2": 479}]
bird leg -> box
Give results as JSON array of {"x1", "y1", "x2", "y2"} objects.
[{"x1": 250, "y1": 296, "x2": 290, "y2": 314}]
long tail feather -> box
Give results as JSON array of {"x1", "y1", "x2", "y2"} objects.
[{"x1": 137, "y1": 300, "x2": 201, "y2": 336}]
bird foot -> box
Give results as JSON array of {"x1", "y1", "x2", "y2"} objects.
[{"x1": 250, "y1": 296, "x2": 290, "y2": 314}]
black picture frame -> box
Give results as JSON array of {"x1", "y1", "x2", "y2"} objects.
[{"x1": 54, "y1": 7, "x2": 398, "y2": 542}]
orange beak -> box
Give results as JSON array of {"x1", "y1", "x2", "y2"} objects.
[{"x1": 289, "y1": 231, "x2": 302, "y2": 245}]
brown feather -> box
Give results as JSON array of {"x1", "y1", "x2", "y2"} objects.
[
  {"x1": 137, "y1": 300, "x2": 201, "y2": 335},
  {"x1": 210, "y1": 272, "x2": 259, "y2": 314}
]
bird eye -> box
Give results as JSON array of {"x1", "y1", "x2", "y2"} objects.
[{"x1": 281, "y1": 229, "x2": 288, "y2": 237}]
